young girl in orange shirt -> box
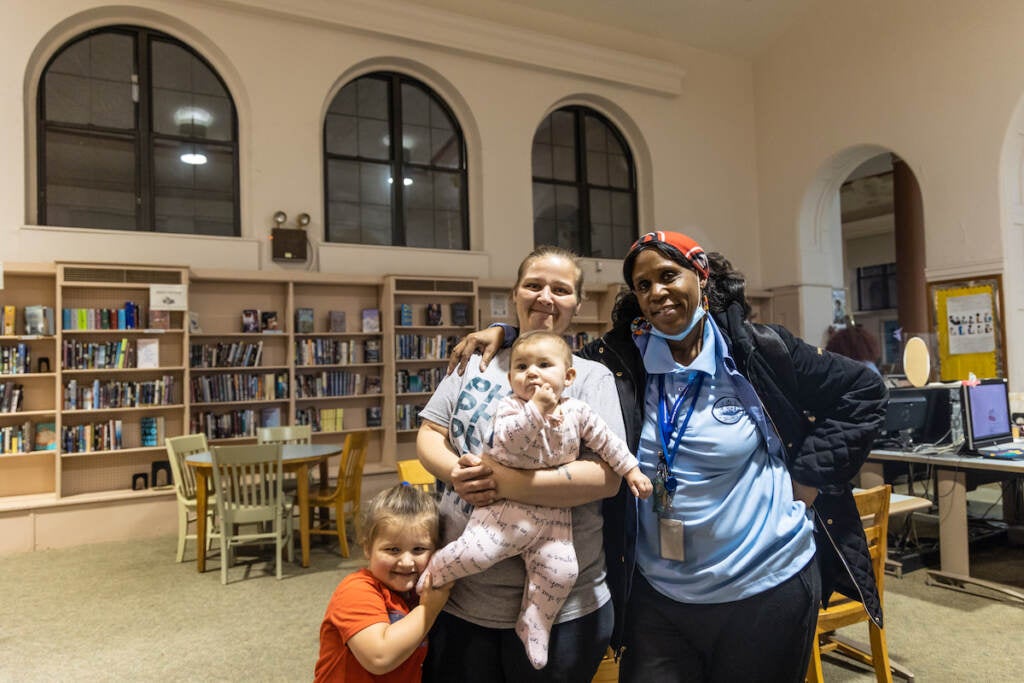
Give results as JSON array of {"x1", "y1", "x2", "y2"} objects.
[{"x1": 315, "y1": 484, "x2": 450, "y2": 682}]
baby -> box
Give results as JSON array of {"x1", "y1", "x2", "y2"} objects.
[{"x1": 418, "y1": 330, "x2": 651, "y2": 669}]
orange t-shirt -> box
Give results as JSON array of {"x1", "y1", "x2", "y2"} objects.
[{"x1": 314, "y1": 568, "x2": 427, "y2": 682}]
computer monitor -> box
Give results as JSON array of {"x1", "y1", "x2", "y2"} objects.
[
  {"x1": 961, "y1": 378, "x2": 1013, "y2": 452},
  {"x1": 883, "y1": 394, "x2": 929, "y2": 436}
]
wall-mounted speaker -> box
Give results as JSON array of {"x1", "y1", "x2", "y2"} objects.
[{"x1": 271, "y1": 228, "x2": 307, "y2": 261}]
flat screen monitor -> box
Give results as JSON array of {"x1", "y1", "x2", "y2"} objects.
[
  {"x1": 961, "y1": 378, "x2": 1013, "y2": 452},
  {"x1": 883, "y1": 395, "x2": 929, "y2": 435}
]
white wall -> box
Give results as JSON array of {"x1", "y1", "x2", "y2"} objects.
[
  {"x1": 755, "y1": 0, "x2": 1024, "y2": 387},
  {"x1": 1, "y1": 0, "x2": 761, "y2": 295}
]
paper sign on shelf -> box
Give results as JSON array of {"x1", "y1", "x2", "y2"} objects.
[{"x1": 149, "y1": 284, "x2": 187, "y2": 311}]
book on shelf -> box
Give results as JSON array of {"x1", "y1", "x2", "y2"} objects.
[
  {"x1": 450, "y1": 302, "x2": 470, "y2": 326},
  {"x1": 364, "y1": 375, "x2": 382, "y2": 393},
  {"x1": 139, "y1": 416, "x2": 165, "y2": 447},
  {"x1": 365, "y1": 405, "x2": 382, "y2": 427},
  {"x1": 2, "y1": 305, "x2": 14, "y2": 335},
  {"x1": 398, "y1": 303, "x2": 413, "y2": 327},
  {"x1": 136, "y1": 338, "x2": 160, "y2": 369},
  {"x1": 361, "y1": 308, "x2": 380, "y2": 333},
  {"x1": 329, "y1": 310, "x2": 346, "y2": 332},
  {"x1": 34, "y1": 421, "x2": 56, "y2": 451},
  {"x1": 261, "y1": 311, "x2": 279, "y2": 332},
  {"x1": 24, "y1": 305, "x2": 54, "y2": 335},
  {"x1": 425, "y1": 303, "x2": 442, "y2": 326},
  {"x1": 241, "y1": 309, "x2": 260, "y2": 333},
  {"x1": 188, "y1": 311, "x2": 203, "y2": 333},
  {"x1": 407, "y1": 375, "x2": 423, "y2": 393},
  {"x1": 260, "y1": 406, "x2": 282, "y2": 427},
  {"x1": 295, "y1": 307, "x2": 314, "y2": 333},
  {"x1": 364, "y1": 339, "x2": 381, "y2": 363},
  {"x1": 148, "y1": 309, "x2": 171, "y2": 330},
  {"x1": 1, "y1": 380, "x2": 24, "y2": 412}
]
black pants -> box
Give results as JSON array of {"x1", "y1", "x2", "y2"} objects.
[
  {"x1": 620, "y1": 560, "x2": 821, "y2": 683},
  {"x1": 422, "y1": 600, "x2": 613, "y2": 683}
]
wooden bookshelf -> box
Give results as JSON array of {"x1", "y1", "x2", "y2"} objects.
[{"x1": 386, "y1": 276, "x2": 477, "y2": 462}]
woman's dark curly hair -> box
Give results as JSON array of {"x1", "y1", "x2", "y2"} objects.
[{"x1": 612, "y1": 249, "x2": 751, "y2": 327}]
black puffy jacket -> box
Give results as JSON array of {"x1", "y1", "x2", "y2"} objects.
[{"x1": 579, "y1": 302, "x2": 888, "y2": 652}]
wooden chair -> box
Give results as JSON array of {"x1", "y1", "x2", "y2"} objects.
[
  {"x1": 210, "y1": 443, "x2": 294, "y2": 584},
  {"x1": 309, "y1": 431, "x2": 369, "y2": 557},
  {"x1": 257, "y1": 424, "x2": 314, "y2": 492},
  {"x1": 396, "y1": 458, "x2": 436, "y2": 495},
  {"x1": 806, "y1": 484, "x2": 893, "y2": 683},
  {"x1": 592, "y1": 648, "x2": 619, "y2": 682},
  {"x1": 164, "y1": 434, "x2": 219, "y2": 562}
]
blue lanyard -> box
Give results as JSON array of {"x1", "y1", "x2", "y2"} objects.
[{"x1": 657, "y1": 373, "x2": 704, "y2": 472}]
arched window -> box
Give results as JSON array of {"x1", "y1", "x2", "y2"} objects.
[
  {"x1": 532, "y1": 107, "x2": 637, "y2": 258},
  {"x1": 324, "y1": 72, "x2": 468, "y2": 249},
  {"x1": 38, "y1": 26, "x2": 239, "y2": 235}
]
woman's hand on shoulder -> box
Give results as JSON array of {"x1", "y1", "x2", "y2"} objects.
[{"x1": 447, "y1": 326, "x2": 505, "y2": 375}]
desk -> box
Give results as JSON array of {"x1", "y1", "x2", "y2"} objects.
[
  {"x1": 864, "y1": 449, "x2": 1024, "y2": 602},
  {"x1": 186, "y1": 443, "x2": 342, "y2": 572}
]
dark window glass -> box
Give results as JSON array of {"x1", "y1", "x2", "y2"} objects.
[
  {"x1": 531, "y1": 107, "x2": 637, "y2": 258},
  {"x1": 38, "y1": 26, "x2": 239, "y2": 235},
  {"x1": 857, "y1": 263, "x2": 898, "y2": 311},
  {"x1": 325, "y1": 73, "x2": 467, "y2": 249}
]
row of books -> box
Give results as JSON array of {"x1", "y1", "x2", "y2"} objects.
[
  {"x1": 189, "y1": 372, "x2": 288, "y2": 403},
  {"x1": 190, "y1": 341, "x2": 264, "y2": 368},
  {"x1": 62, "y1": 302, "x2": 142, "y2": 330},
  {"x1": 294, "y1": 308, "x2": 348, "y2": 334},
  {"x1": 294, "y1": 338, "x2": 380, "y2": 366},
  {"x1": 63, "y1": 339, "x2": 134, "y2": 370},
  {"x1": 190, "y1": 409, "x2": 260, "y2": 440},
  {"x1": 1, "y1": 381, "x2": 24, "y2": 413},
  {"x1": 396, "y1": 403, "x2": 425, "y2": 431},
  {"x1": 61, "y1": 420, "x2": 123, "y2": 453},
  {"x1": 1, "y1": 421, "x2": 56, "y2": 454},
  {"x1": 396, "y1": 367, "x2": 445, "y2": 394},
  {"x1": 294, "y1": 371, "x2": 380, "y2": 398},
  {"x1": 296, "y1": 406, "x2": 345, "y2": 433},
  {"x1": 566, "y1": 331, "x2": 594, "y2": 352},
  {"x1": 63, "y1": 377, "x2": 176, "y2": 410},
  {"x1": 395, "y1": 334, "x2": 460, "y2": 360},
  {"x1": 396, "y1": 302, "x2": 470, "y2": 327},
  {"x1": 1, "y1": 344, "x2": 31, "y2": 375}
]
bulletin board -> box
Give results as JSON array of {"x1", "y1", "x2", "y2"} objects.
[{"x1": 928, "y1": 275, "x2": 1006, "y2": 381}]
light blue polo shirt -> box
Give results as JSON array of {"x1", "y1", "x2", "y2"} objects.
[{"x1": 635, "y1": 317, "x2": 815, "y2": 603}]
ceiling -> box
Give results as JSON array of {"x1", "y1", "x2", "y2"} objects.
[{"x1": 402, "y1": 0, "x2": 823, "y2": 59}]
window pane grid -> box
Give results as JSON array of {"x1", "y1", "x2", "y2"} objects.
[
  {"x1": 39, "y1": 26, "x2": 239, "y2": 235},
  {"x1": 325, "y1": 72, "x2": 467, "y2": 248},
  {"x1": 531, "y1": 106, "x2": 637, "y2": 258}
]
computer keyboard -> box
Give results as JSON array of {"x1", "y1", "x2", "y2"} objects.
[{"x1": 979, "y1": 449, "x2": 1024, "y2": 460}]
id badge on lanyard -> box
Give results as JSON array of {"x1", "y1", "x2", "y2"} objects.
[{"x1": 654, "y1": 373, "x2": 703, "y2": 560}]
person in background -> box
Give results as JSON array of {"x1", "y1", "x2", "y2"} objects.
[
  {"x1": 418, "y1": 330, "x2": 651, "y2": 670},
  {"x1": 315, "y1": 484, "x2": 450, "y2": 683},
  {"x1": 416, "y1": 245, "x2": 625, "y2": 682},
  {"x1": 825, "y1": 323, "x2": 883, "y2": 375},
  {"x1": 449, "y1": 231, "x2": 887, "y2": 682}
]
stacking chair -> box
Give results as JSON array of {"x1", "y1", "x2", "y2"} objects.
[
  {"x1": 396, "y1": 458, "x2": 436, "y2": 495},
  {"x1": 309, "y1": 431, "x2": 369, "y2": 557},
  {"x1": 806, "y1": 484, "x2": 894, "y2": 683},
  {"x1": 165, "y1": 434, "x2": 219, "y2": 562},
  {"x1": 257, "y1": 424, "x2": 314, "y2": 492},
  {"x1": 210, "y1": 443, "x2": 294, "y2": 584}
]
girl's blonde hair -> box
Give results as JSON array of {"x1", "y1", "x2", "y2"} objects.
[{"x1": 359, "y1": 484, "x2": 440, "y2": 549}]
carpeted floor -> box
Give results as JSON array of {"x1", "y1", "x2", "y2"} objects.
[{"x1": 1, "y1": 523, "x2": 1023, "y2": 681}]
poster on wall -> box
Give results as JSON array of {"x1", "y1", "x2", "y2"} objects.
[
  {"x1": 945, "y1": 292, "x2": 994, "y2": 355},
  {"x1": 831, "y1": 288, "x2": 847, "y2": 327}
]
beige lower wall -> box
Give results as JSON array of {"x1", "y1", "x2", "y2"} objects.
[{"x1": 0, "y1": 472, "x2": 403, "y2": 556}]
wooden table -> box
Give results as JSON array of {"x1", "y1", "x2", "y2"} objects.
[
  {"x1": 864, "y1": 449, "x2": 1024, "y2": 602},
  {"x1": 186, "y1": 442, "x2": 341, "y2": 572}
]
